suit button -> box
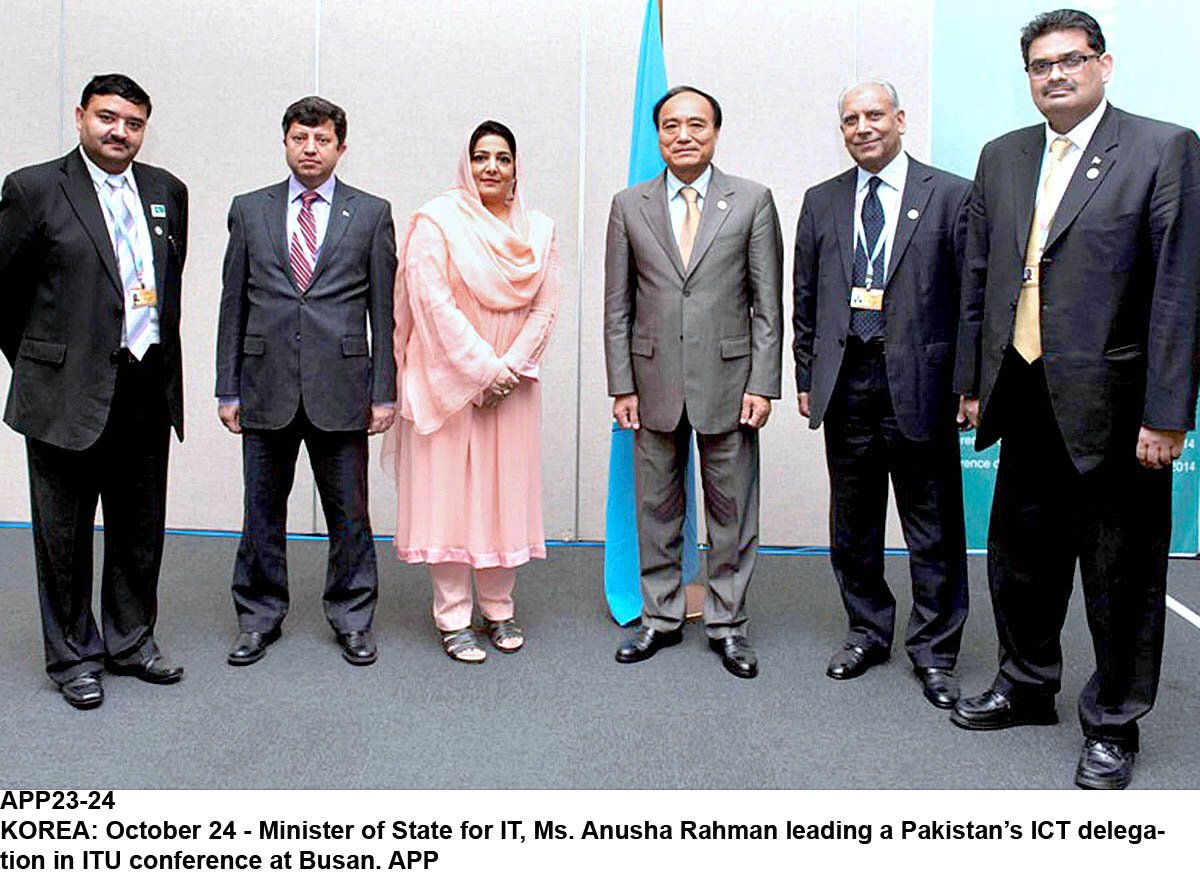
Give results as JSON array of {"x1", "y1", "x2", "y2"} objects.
[
  {"x1": 299, "y1": 297, "x2": 307, "y2": 306},
  {"x1": 109, "y1": 349, "x2": 122, "y2": 364},
  {"x1": 678, "y1": 335, "x2": 683, "y2": 341},
  {"x1": 682, "y1": 289, "x2": 691, "y2": 297},
  {"x1": 294, "y1": 332, "x2": 301, "y2": 342},
  {"x1": 1010, "y1": 301, "x2": 1017, "y2": 310},
  {"x1": 838, "y1": 339, "x2": 845, "y2": 347}
]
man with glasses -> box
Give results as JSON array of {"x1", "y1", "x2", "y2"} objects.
[{"x1": 953, "y1": 9, "x2": 1200, "y2": 789}]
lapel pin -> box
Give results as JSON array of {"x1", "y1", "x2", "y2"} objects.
[
  {"x1": 153, "y1": 226, "x2": 163, "y2": 235},
  {"x1": 1086, "y1": 167, "x2": 1100, "y2": 180},
  {"x1": 716, "y1": 200, "x2": 728, "y2": 211},
  {"x1": 150, "y1": 204, "x2": 167, "y2": 217},
  {"x1": 342, "y1": 209, "x2": 351, "y2": 217},
  {"x1": 1091, "y1": 155, "x2": 1102, "y2": 164},
  {"x1": 907, "y1": 208, "x2": 920, "y2": 220}
]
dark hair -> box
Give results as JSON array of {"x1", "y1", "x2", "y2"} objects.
[
  {"x1": 469, "y1": 120, "x2": 517, "y2": 156},
  {"x1": 80, "y1": 74, "x2": 152, "y2": 117},
  {"x1": 282, "y1": 96, "x2": 347, "y2": 144},
  {"x1": 1020, "y1": 9, "x2": 1105, "y2": 65},
  {"x1": 652, "y1": 85, "x2": 722, "y2": 129}
]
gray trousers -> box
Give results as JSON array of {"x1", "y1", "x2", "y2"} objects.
[{"x1": 633, "y1": 407, "x2": 759, "y2": 638}]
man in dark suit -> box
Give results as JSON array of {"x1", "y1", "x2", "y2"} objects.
[
  {"x1": 953, "y1": 9, "x2": 1200, "y2": 789},
  {"x1": 793, "y1": 80, "x2": 970, "y2": 710},
  {"x1": 215, "y1": 96, "x2": 396, "y2": 667},
  {"x1": 604, "y1": 86, "x2": 783, "y2": 678},
  {"x1": 0, "y1": 74, "x2": 187, "y2": 709}
]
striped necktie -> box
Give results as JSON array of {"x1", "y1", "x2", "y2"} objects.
[
  {"x1": 102, "y1": 176, "x2": 152, "y2": 360},
  {"x1": 290, "y1": 190, "x2": 320, "y2": 290}
]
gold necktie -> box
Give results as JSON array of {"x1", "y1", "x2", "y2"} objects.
[
  {"x1": 1013, "y1": 135, "x2": 1072, "y2": 362},
  {"x1": 679, "y1": 186, "x2": 700, "y2": 268}
]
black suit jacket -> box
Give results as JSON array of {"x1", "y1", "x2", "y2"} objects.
[
  {"x1": 793, "y1": 155, "x2": 970, "y2": 441},
  {"x1": 215, "y1": 179, "x2": 396, "y2": 432},
  {"x1": 0, "y1": 149, "x2": 187, "y2": 450},
  {"x1": 954, "y1": 105, "x2": 1200, "y2": 472}
]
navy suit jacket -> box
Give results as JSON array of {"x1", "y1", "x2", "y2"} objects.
[{"x1": 793, "y1": 155, "x2": 970, "y2": 441}]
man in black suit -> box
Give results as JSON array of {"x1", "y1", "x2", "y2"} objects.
[
  {"x1": 215, "y1": 96, "x2": 396, "y2": 667},
  {"x1": 953, "y1": 9, "x2": 1200, "y2": 789},
  {"x1": 0, "y1": 74, "x2": 187, "y2": 708},
  {"x1": 793, "y1": 80, "x2": 970, "y2": 709}
]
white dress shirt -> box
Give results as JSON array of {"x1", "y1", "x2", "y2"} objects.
[
  {"x1": 287, "y1": 174, "x2": 337, "y2": 255},
  {"x1": 665, "y1": 164, "x2": 713, "y2": 246},
  {"x1": 1036, "y1": 98, "x2": 1108, "y2": 223},
  {"x1": 853, "y1": 149, "x2": 908, "y2": 281},
  {"x1": 79, "y1": 145, "x2": 159, "y2": 349}
]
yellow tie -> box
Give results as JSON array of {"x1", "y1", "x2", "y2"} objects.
[
  {"x1": 1014, "y1": 135, "x2": 1072, "y2": 362},
  {"x1": 679, "y1": 186, "x2": 700, "y2": 268}
]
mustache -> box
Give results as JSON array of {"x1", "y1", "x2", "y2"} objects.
[
  {"x1": 1042, "y1": 80, "x2": 1076, "y2": 95},
  {"x1": 101, "y1": 135, "x2": 129, "y2": 146}
]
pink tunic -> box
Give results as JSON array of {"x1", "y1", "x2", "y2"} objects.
[{"x1": 392, "y1": 215, "x2": 559, "y2": 568}]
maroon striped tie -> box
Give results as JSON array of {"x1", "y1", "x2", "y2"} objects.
[{"x1": 289, "y1": 190, "x2": 320, "y2": 290}]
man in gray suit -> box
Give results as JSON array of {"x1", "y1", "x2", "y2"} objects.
[
  {"x1": 215, "y1": 96, "x2": 396, "y2": 667},
  {"x1": 604, "y1": 85, "x2": 783, "y2": 678}
]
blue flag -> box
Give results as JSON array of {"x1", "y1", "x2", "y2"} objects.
[{"x1": 603, "y1": 0, "x2": 700, "y2": 625}]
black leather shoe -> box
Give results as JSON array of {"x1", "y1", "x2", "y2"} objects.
[
  {"x1": 708, "y1": 635, "x2": 758, "y2": 679},
  {"x1": 615, "y1": 625, "x2": 682, "y2": 663},
  {"x1": 826, "y1": 643, "x2": 888, "y2": 680},
  {"x1": 950, "y1": 688, "x2": 1058, "y2": 730},
  {"x1": 337, "y1": 630, "x2": 377, "y2": 665},
  {"x1": 60, "y1": 673, "x2": 104, "y2": 710},
  {"x1": 1075, "y1": 738, "x2": 1135, "y2": 790},
  {"x1": 914, "y1": 666, "x2": 959, "y2": 709},
  {"x1": 106, "y1": 654, "x2": 184, "y2": 684},
  {"x1": 227, "y1": 629, "x2": 280, "y2": 666}
]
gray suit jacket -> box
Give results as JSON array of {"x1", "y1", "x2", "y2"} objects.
[
  {"x1": 604, "y1": 166, "x2": 783, "y2": 434},
  {"x1": 215, "y1": 178, "x2": 396, "y2": 432}
]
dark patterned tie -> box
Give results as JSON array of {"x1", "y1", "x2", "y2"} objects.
[{"x1": 850, "y1": 176, "x2": 886, "y2": 339}]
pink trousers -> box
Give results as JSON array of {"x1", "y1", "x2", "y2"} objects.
[{"x1": 430, "y1": 562, "x2": 516, "y2": 631}]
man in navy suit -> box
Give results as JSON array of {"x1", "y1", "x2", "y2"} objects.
[
  {"x1": 216, "y1": 96, "x2": 396, "y2": 667},
  {"x1": 953, "y1": 9, "x2": 1200, "y2": 789},
  {"x1": 793, "y1": 80, "x2": 970, "y2": 709}
]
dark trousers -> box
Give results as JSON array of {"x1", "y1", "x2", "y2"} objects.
[
  {"x1": 987, "y1": 354, "x2": 1168, "y2": 749},
  {"x1": 26, "y1": 349, "x2": 171, "y2": 684},
  {"x1": 231, "y1": 403, "x2": 377, "y2": 634},
  {"x1": 822, "y1": 337, "x2": 968, "y2": 667},
  {"x1": 633, "y1": 406, "x2": 759, "y2": 638}
]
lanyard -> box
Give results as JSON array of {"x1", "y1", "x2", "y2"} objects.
[
  {"x1": 98, "y1": 183, "x2": 147, "y2": 285},
  {"x1": 854, "y1": 219, "x2": 888, "y2": 290}
]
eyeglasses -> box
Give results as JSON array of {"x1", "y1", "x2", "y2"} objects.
[{"x1": 1025, "y1": 53, "x2": 1101, "y2": 79}]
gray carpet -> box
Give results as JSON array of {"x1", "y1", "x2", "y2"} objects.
[{"x1": 0, "y1": 528, "x2": 1197, "y2": 789}]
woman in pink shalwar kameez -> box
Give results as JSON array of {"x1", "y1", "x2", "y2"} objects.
[{"x1": 388, "y1": 121, "x2": 558, "y2": 663}]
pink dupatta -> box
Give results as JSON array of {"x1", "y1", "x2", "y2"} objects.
[{"x1": 391, "y1": 141, "x2": 557, "y2": 436}]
